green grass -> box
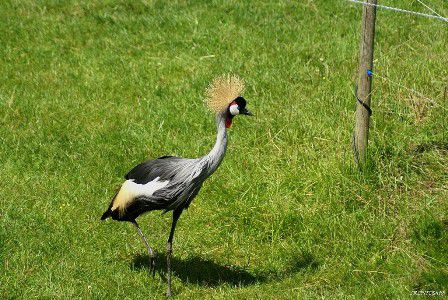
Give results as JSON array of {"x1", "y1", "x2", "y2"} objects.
[{"x1": 1, "y1": 0, "x2": 447, "y2": 298}]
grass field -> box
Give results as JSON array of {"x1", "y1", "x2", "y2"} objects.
[{"x1": 1, "y1": 0, "x2": 447, "y2": 298}]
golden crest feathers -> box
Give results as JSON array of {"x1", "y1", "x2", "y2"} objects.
[{"x1": 205, "y1": 75, "x2": 245, "y2": 114}]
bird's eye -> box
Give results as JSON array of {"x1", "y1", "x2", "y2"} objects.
[{"x1": 229, "y1": 104, "x2": 240, "y2": 116}]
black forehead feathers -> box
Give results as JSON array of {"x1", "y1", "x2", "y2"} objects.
[{"x1": 233, "y1": 96, "x2": 246, "y2": 109}]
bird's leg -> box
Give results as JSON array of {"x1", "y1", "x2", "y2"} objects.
[
  {"x1": 132, "y1": 221, "x2": 156, "y2": 277},
  {"x1": 166, "y1": 210, "x2": 181, "y2": 298}
]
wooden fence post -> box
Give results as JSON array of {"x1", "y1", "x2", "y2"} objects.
[{"x1": 353, "y1": 0, "x2": 377, "y2": 166}]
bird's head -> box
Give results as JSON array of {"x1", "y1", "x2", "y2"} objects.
[
  {"x1": 225, "y1": 96, "x2": 253, "y2": 128},
  {"x1": 205, "y1": 75, "x2": 253, "y2": 128}
]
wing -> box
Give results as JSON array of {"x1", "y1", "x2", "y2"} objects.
[
  {"x1": 125, "y1": 155, "x2": 188, "y2": 184},
  {"x1": 101, "y1": 155, "x2": 208, "y2": 221},
  {"x1": 126, "y1": 155, "x2": 209, "y2": 212},
  {"x1": 101, "y1": 156, "x2": 194, "y2": 221}
]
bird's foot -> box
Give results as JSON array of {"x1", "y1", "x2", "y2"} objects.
[{"x1": 150, "y1": 256, "x2": 156, "y2": 277}]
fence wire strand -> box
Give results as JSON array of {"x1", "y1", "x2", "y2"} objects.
[
  {"x1": 347, "y1": 0, "x2": 448, "y2": 23},
  {"x1": 415, "y1": 0, "x2": 445, "y2": 19},
  {"x1": 373, "y1": 72, "x2": 448, "y2": 112}
]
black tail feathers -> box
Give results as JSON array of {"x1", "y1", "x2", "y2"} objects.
[
  {"x1": 100, "y1": 209, "x2": 111, "y2": 220},
  {"x1": 101, "y1": 190, "x2": 120, "y2": 221}
]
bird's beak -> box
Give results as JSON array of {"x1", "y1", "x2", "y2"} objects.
[{"x1": 241, "y1": 108, "x2": 253, "y2": 116}]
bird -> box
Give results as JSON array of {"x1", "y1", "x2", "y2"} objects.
[{"x1": 100, "y1": 75, "x2": 253, "y2": 297}]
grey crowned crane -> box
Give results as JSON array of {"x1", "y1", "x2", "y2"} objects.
[{"x1": 100, "y1": 75, "x2": 252, "y2": 297}]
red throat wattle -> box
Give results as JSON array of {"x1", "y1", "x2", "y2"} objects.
[{"x1": 225, "y1": 116, "x2": 232, "y2": 128}]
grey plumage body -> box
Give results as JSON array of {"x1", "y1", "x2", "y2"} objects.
[{"x1": 101, "y1": 113, "x2": 227, "y2": 221}]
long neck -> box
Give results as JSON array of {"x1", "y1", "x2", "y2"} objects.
[{"x1": 203, "y1": 113, "x2": 227, "y2": 175}]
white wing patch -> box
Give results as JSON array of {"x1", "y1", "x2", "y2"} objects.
[{"x1": 112, "y1": 177, "x2": 170, "y2": 214}]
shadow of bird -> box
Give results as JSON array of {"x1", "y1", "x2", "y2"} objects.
[{"x1": 131, "y1": 253, "x2": 265, "y2": 287}]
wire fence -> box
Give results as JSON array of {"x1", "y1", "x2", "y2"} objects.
[
  {"x1": 347, "y1": 0, "x2": 448, "y2": 23},
  {"x1": 372, "y1": 71, "x2": 448, "y2": 112},
  {"x1": 348, "y1": 0, "x2": 448, "y2": 113}
]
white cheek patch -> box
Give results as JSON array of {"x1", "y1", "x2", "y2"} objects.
[{"x1": 229, "y1": 104, "x2": 240, "y2": 116}]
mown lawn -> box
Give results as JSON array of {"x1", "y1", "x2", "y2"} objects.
[{"x1": 1, "y1": 0, "x2": 447, "y2": 298}]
